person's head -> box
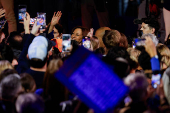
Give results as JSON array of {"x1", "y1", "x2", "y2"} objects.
[
  {"x1": 103, "y1": 30, "x2": 121, "y2": 50},
  {"x1": 43, "y1": 59, "x2": 65, "y2": 102},
  {"x1": 119, "y1": 33, "x2": 128, "y2": 49},
  {"x1": 7, "y1": 31, "x2": 23, "y2": 50},
  {"x1": 0, "y1": 74, "x2": 23, "y2": 101},
  {"x1": 71, "y1": 26, "x2": 89, "y2": 44},
  {"x1": 94, "y1": 47, "x2": 105, "y2": 55},
  {"x1": 127, "y1": 47, "x2": 141, "y2": 63},
  {"x1": 28, "y1": 36, "x2": 48, "y2": 69},
  {"x1": 90, "y1": 36, "x2": 99, "y2": 51},
  {"x1": 157, "y1": 44, "x2": 170, "y2": 57},
  {"x1": 0, "y1": 69, "x2": 18, "y2": 82},
  {"x1": 16, "y1": 93, "x2": 45, "y2": 113},
  {"x1": 0, "y1": 43, "x2": 14, "y2": 63},
  {"x1": 95, "y1": 27, "x2": 111, "y2": 48},
  {"x1": 157, "y1": 44, "x2": 170, "y2": 69},
  {"x1": 107, "y1": 46, "x2": 130, "y2": 60},
  {"x1": 53, "y1": 24, "x2": 63, "y2": 38},
  {"x1": 160, "y1": 55, "x2": 170, "y2": 70},
  {"x1": 127, "y1": 47, "x2": 142, "y2": 72},
  {"x1": 0, "y1": 30, "x2": 5, "y2": 44},
  {"x1": 140, "y1": 18, "x2": 160, "y2": 36},
  {"x1": 104, "y1": 47, "x2": 131, "y2": 78},
  {"x1": 0, "y1": 60, "x2": 13, "y2": 74},
  {"x1": 20, "y1": 73, "x2": 36, "y2": 93},
  {"x1": 124, "y1": 73, "x2": 148, "y2": 102}
]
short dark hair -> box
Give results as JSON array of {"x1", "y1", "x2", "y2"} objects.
[
  {"x1": 0, "y1": 69, "x2": 18, "y2": 82},
  {"x1": 0, "y1": 74, "x2": 21, "y2": 100},
  {"x1": 103, "y1": 47, "x2": 131, "y2": 78},
  {"x1": 7, "y1": 31, "x2": 23, "y2": 50},
  {"x1": 54, "y1": 24, "x2": 63, "y2": 34},
  {"x1": 20, "y1": 73, "x2": 36, "y2": 93},
  {"x1": 141, "y1": 18, "x2": 160, "y2": 35},
  {"x1": 29, "y1": 57, "x2": 47, "y2": 68},
  {"x1": 72, "y1": 26, "x2": 89, "y2": 37},
  {"x1": 0, "y1": 43, "x2": 14, "y2": 63},
  {"x1": 103, "y1": 30, "x2": 121, "y2": 49}
]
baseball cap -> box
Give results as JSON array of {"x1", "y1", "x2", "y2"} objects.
[
  {"x1": 28, "y1": 36, "x2": 48, "y2": 61},
  {"x1": 39, "y1": 33, "x2": 56, "y2": 51}
]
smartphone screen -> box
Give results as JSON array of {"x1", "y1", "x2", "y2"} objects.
[
  {"x1": 62, "y1": 34, "x2": 71, "y2": 52},
  {"x1": 82, "y1": 36, "x2": 91, "y2": 49},
  {"x1": 133, "y1": 38, "x2": 146, "y2": 47},
  {"x1": 151, "y1": 74, "x2": 161, "y2": 88},
  {"x1": 18, "y1": 5, "x2": 27, "y2": 22},
  {"x1": 30, "y1": 18, "x2": 36, "y2": 25},
  {"x1": 37, "y1": 12, "x2": 46, "y2": 29}
]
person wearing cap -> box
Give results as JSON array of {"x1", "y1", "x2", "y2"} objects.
[
  {"x1": 25, "y1": 36, "x2": 49, "y2": 89},
  {"x1": 16, "y1": 12, "x2": 56, "y2": 77}
]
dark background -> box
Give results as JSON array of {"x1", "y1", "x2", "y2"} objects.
[{"x1": 13, "y1": 0, "x2": 144, "y2": 38}]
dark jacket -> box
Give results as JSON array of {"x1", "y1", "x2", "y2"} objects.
[{"x1": 16, "y1": 34, "x2": 35, "y2": 74}]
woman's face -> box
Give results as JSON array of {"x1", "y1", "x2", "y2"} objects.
[
  {"x1": 53, "y1": 27, "x2": 61, "y2": 38},
  {"x1": 71, "y1": 28, "x2": 83, "y2": 43}
]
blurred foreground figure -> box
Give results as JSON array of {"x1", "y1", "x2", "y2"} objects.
[
  {"x1": 0, "y1": 0, "x2": 17, "y2": 33},
  {"x1": 16, "y1": 93, "x2": 45, "y2": 113},
  {"x1": 163, "y1": 0, "x2": 170, "y2": 42}
]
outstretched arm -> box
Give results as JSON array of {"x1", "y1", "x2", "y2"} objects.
[{"x1": 48, "y1": 11, "x2": 62, "y2": 34}]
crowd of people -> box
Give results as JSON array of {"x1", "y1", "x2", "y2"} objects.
[{"x1": 1, "y1": 0, "x2": 170, "y2": 113}]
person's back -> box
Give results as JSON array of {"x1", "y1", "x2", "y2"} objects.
[
  {"x1": 26, "y1": 36, "x2": 49, "y2": 89},
  {"x1": 25, "y1": 69, "x2": 44, "y2": 89}
]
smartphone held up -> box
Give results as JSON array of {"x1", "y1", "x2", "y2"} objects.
[
  {"x1": 37, "y1": 12, "x2": 46, "y2": 29},
  {"x1": 62, "y1": 34, "x2": 71, "y2": 52},
  {"x1": 82, "y1": 36, "x2": 91, "y2": 50},
  {"x1": 18, "y1": 5, "x2": 27, "y2": 23},
  {"x1": 132, "y1": 38, "x2": 146, "y2": 48},
  {"x1": 151, "y1": 74, "x2": 161, "y2": 89}
]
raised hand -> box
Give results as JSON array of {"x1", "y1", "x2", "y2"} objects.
[
  {"x1": 144, "y1": 36, "x2": 157, "y2": 58},
  {"x1": 24, "y1": 12, "x2": 31, "y2": 34},
  {"x1": 87, "y1": 28, "x2": 94, "y2": 39},
  {"x1": 31, "y1": 20, "x2": 41, "y2": 36},
  {"x1": 51, "y1": 11, "x2": 62, "y2": 26}
]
